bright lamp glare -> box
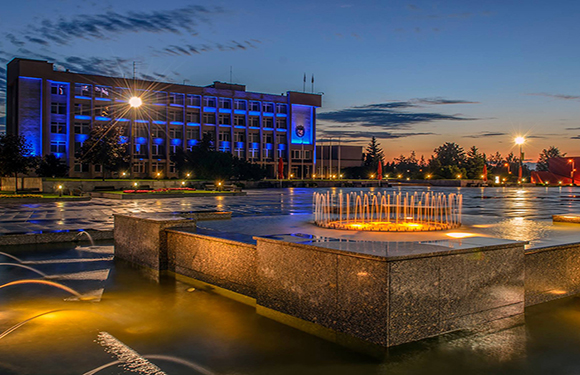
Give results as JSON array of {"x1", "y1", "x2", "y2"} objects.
[
  {"x1": 129, "y1": 97, "x2": 142, "y2": 108},
  {"x1": 515, "y1": 136, "x2": 525, "y2": 145}
]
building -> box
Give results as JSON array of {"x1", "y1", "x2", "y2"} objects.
[
  {"x1": 315, "y1": 143, "x2": 363, "y2": 177},
  {"x1": 531, "y1": 157, "x2": 580, "y2": 185},
  {"x1": 6, "y1": 58, "x2": 321, "y2": 178}
]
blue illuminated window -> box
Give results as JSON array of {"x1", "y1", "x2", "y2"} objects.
[
  {"x1": 263, "y1": 117, "x2": 273, "y2": 128},
  {"x1": 50, "y1": 141, "x2": 66, "y2": 154},
  {"x1": 169, "y1": 93, "x2": 184, "y2": 106},
  {"x1": 187, "y1": 94, "x2": 201, "y2": 107},
  {"x1": 94, "y1": 86, "x2": 111, "y2": 98},
  {"x1": 219, "y1": 98, "x2": 232, "y2": 109},
  {"x1": 203, "y1": 113, "x2": 215, "y2": 124},
  {"x1": 276, "y1": 103, "x2": 287, "y2": 114},
  {"x1": 51, "y1": 84, "x2": 67, "y2": 96},
  {"x1": 249, "y1": 101, "x2": 260, "y2": 112},
  {"x1": 51, "y1": 102, "x2": 66, "y2": 115},
  {"x1": 75, "y1": 83, "x2": 91, "y2": 97},
  {"x1": 234, "y1": 100, "x2": 247, "y2": 110},
  {"x1": 249, "y1": 116, "x2": 260, "y2": 127},
  {"x1": 50, "y1": 121, "x2": 66, "y2": 134},
  {"x1": 203, "y1": 96, "x2": 216, "y2": 107},
  {"x1": 276, "y1": 117, "x2": 287, "y2": 129},
  {"x1": 263, "y1": 102, "x2": 274, "y2": 113}
]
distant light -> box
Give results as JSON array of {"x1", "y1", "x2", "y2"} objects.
[
  {"x1": 129, "y1": 96, "x2": 143, "y2": 108},
  {"x1": 515, "y1": 136, "x2": 525, "y2": 145},
  {"x1": 446, "y1": 232, "x2": 475, "y2": 239},
  {"x1": 58, "y1": 185, "x2": 63, "y2": 189},
  {"x1": 181, "y1": 181, "x2": 185, "y2": 185},
  {"x1": 134, "y1": 182, "x2": 138, "y2": 187}
]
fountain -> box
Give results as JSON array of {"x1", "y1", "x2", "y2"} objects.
[
  {"x1": 77, "y1": 230, "x2": 95, "y2": 247},
  {"x1": 0, "y1": 263, "x2": 47, "y2": 277},
  {"x1": 313, "y1": 191, "x2": 462, "y2": 232}
]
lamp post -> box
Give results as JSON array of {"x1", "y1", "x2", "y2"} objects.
[
  {"x1": 128, "y1": 96, "x2": 142, "y2": 179},
  {"x1": 515, "y1": 136, "x2": 525, "y2": 183}
]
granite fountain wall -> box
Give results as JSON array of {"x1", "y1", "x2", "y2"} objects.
[{"x1": 114, "y1": 213, "x2": 558, "y2": 352}]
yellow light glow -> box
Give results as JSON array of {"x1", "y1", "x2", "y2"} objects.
[
  {"x1": 186, "y1": 173, "x2": 191, "y2": 177},
  {"x1": 58, "y1": 185, "x2": 62, "y2": 189},
  {"x1": 134, "y1": 182, "x2": 138, "y2": 187},
  {"x1": 340, "y1": 174, "x2": 344, "y2": 178},
  {"x1": 312, "y1": 174, "x2": 316, "y2": 178},
  {"x1": 218, "y1": 182, "x2": 222, "y2": 186},
  {"x1": 549, "y1": 289, "x2": 567, "y2": 295},
  {"x1": 446, "y1": 232, "x2": 475, "y2": 239},
  {"x1": 181, "y1": 181, "x2": 185, "y2": 185},
  {"x1": 129, "y1": 96, "x2": 142, "y2": 108},
  {"x1": 515, "y1": 136, "x2": 525, "y2": 145}
]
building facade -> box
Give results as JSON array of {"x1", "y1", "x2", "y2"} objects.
[
  {"x1": 6, "y1": 58, "x2": 321, "y2": 178},
  {"x1": 316, "y1": 144, "x2": 363, "y2": 177}
]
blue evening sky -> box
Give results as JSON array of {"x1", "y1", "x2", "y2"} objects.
[{"x1": 1, "y1": 0, "x2": 579, "y2": 161}]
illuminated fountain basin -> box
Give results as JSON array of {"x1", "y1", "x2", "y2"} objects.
[{"x1": 314, "y1": 191, "x2": 462, "y2": 232}]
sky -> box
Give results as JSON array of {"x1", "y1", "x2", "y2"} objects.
[{"x1": 0, "y1": 0, "x2": 579, "y2": 164}]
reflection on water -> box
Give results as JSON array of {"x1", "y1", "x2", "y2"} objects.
[
  {"x1": 489, "y1": 218, "x2": 553, "y2": 242},
  {"x1": 2, "y1": 243, "x2": 580, "y2": 374}
]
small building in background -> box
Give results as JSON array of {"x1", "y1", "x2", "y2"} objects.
[
  {"x1": 531, "y1": 157, "x2": 580, "y2": 184},
  {"x1": 315, "y1": 144, "x2": 363, "y2": 177}
]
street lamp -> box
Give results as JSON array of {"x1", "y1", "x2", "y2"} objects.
[
  {"x1": 569, "y1": 159, "x2": 576, "y2": 184},
  {"x1": 515, "y1": 136, "x2": 525, "y2": 183},
  {"x1": 57, "y1": 185, "x2": 63, "y2": 197},
  {"x1": 129, "y1": 96, "x2": 143, "y2": 108}
]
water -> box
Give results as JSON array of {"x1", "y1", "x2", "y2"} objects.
[{"x1": 1, "y1": 242, "x2": 580, "y2": 374}]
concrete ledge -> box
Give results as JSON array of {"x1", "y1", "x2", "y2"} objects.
[
  {"x1": 91, "y1": 191, "x2": 246, "y2": 199},
  {"x1": 0, "y1": 229, "x2": 113, "y2": 245},
  {"x1": 0, "y1": 197, "x2": 90, "y2": 204}
]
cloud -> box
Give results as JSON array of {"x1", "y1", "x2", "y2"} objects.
[
  {"x1": 528, "y1": 92, "x2": 580, "y2": 100},
  {"x1": 6, "y1": 34, "x2": 24, "y2": 47},
  {"x1": 155, "y1": 40, "x2": 259, "y2": 57},
  {"x1": 319, "y1": 130, "x2": 435, "y2": 140},
  {"x1": 463, "y1": 131, "x2": 507, "y2": 138},
  {"x1": 413, "y1": 97, "x2": 479, "y2": 105},
  {"x1": 16, "y1": 5, "x2": 220, "y2": 46},
  {"x1": 571, "y1": 135, "x2": 580, "y2": 140},
  {"x1": 407, "y1": 4, "x2": 420, "y2": 11},
  {"x1": 566, "y1": 127, "x2": 580, "y2": 130},
  {"x1": 61, "y1": 56, "x2": 130, "y2": 77},
  {"x1": 318, "y1": 98, "x2": 477, "y2": 129}
]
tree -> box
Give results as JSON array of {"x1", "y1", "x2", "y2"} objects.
[
  {"x1": 35, "y1": 154, "x2": 69, "y2": 177},
  {"x1": 537, "y1": 146, "x2": 565, "y2": 171},
  {"x1": 76, "y1": 124, "x2": 128, "y2": 181},
  {"x1": 0, "y1": 134, "x2": 35, "y2": 192},
  {"x1": 363, "y1": 136, "x2": 384, "y2": 169},
  {"x1": 432, "y1": 142, "x2": 466, "y2": 167},
  {"x1": 464, "y1": 146, "x2": 486, "y2": 179}
]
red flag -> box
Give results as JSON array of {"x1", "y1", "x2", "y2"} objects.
[
  {"x1": 482, "y1": 164, "x2": 488, "y2": 182},
  {"x1": 278, "y1": 158, "x2": 284, "y2": 179},
  {"x1": 518, "y1": 165, "x2": 522, "y2": 181},
  {"x1": 377, "y1": 163, "x2": 383, "y2": 180}
]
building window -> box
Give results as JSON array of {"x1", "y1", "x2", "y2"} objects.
[
  {"x1": 74, "y1": 84, "x2": 91, "y2": 97},
  {"x1": 234, "y1": 100, "x2": 246, "y2": 110},
  {"x1": 263, "y1": 133, "x2": 273, "y2": 144},
  {"x1": 249, "y1": 101, "x2": 260, "y2": 111},
  {"x1": 263, "y1": 148, "x2": 273, "y2": 159},
  {"x1": 219, "y1": 132, "x2": 231, "y2": 142},
  {"x1": 169, "y1": 128, "x2": 182, "y2": 139},
  {"x1": 234, "y1": 115, "x2": 246, "y2": 126},
  {"x1": 74, "y1": 122, "x2": 91, "y2": 135},
  {"x1": 187, "y1": 94, "x2": 201, "y2": 107},
  {"x1": 186, "y1": 112, "x2": 200, "y2": 123},
  {"x1": 219, "y1": 114, "x2": 231, "y2": 125},
  {"x1": 50, "y1": 141, "x2": 66, "y2": 154},
  {"x1": 203, "y1": 113, "x2": 215, "y2": 124},
  {"x1": 133, "y1": 162, "x2": 146, "y2": 173},
  {"x1": 276, "y1": 133, "x2": 286, "y2": 144},
  {"x1": 51, "y1": 102, "x2": 67, "y2": 115},
  {"x1": 94, "y1": 104, "x2": 111, "y2": 117},
  {"x1": 169, "y1": 111, "x2": 183, "y2": 122},
  {"x1": 95, "y1": 165, "x2": 102, "y2": 172},
  {"x1": 74, "y1": 162, "x2": 89, "y2": 172},
  {"x1": 152, "y1": 144, "x2": 163, "y2": 156},
  {"x1": 151, "y1": 126, "x2": 164, "y2": 138},
  {"x1": 134, "y1": 143, "x2": 146, "y2": 155},
  {"x1": 276, "y1": 118, "x2": 287, "y2": 129},
  {"x1": 248, "y1": 147, "x2": 259, "y2": 159},
  {"x1": 263, "y1": 117, "x2": 273, "y2": 128},
  {"x1": 234, "y1": 148, "x2": 245, "y2": 158},
  {"x1": 152, "y1": 108, "x2": 165, "y2": 121},
  {"x1": 203, "y1": 96, "x2": 216, "y2": 107},
  {"x1": 74, "y1": 103, "x2": 90, "y2": 116},
  {"x1": 249, "y1": 116, "x2": 260, "y2": 127},
  {"x1": 169, "y1": 93, "x2": 184, "y2": 105},
  {"x1": 249, "y1": 132, "x2": 260, "y2": 143},
  {"x1": 263, "y1": 102, "x2": 274, "y2": 113},
  {"x1": 170, "y1": 145, "x2": 179, "y2": 154},
  {"x1": 219, "y1": 98, "x2": 232, "y2": 109},
  {"x1": 50, "y1": 121, "x2": 66, "y2": 134},
  {"x1": 154, "y1": 92, "x2": 167, "y2": 104},
  {"x1": 291, "y1": 150, "x2": 301, "y2": 159},
  {"x1": 234, "y1": 132, "x2": 245, "y2": 142},
  {"x1": 186, "y1": 128, "x2": 199, "y2": 140},
  {"x1": 51, "y1": 84, "x2": 67, "y2": 96},
  {"x1": 276, "y1": 103, "x2": 287, "y2": 114},
  {"x1": 94, "y1": 86, "x2": 111, "y2": 98},
  {"x1": 304, "y1": 150, "x2": 311, "y2": 159}
]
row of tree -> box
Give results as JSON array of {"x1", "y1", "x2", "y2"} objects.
[{"x1": 346, "y1": 136, "x2": 564, "y2": 180}]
